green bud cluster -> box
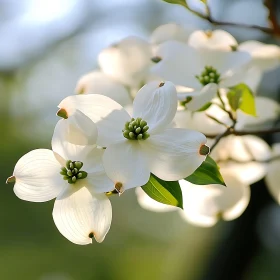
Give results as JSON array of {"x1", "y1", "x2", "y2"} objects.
[
  {"x1": 60, "y1": 160, "x2": 87, "y2": 184},
  {"x1": 122, "y1": 118, "x2": 150, "y2": 140},
  {"x1": 196, "y1": 66, "x2": 221, "y2": 86}
]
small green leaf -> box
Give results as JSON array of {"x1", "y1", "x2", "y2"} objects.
[
  {"x1": 185, "y1": 156, "x2": 226, "y2": 186},
  {"x1": 141, "y1": 174, "x2": 183, "y2": 209},
  {"x1": 162, "y1": 0, "x2": 187, "y2": 8},
  {"x1": 227, "y1": 83, "x2": 256, "y2": 116},
  {"x1": 196, "y1": 102, "x2": 212, "y2": 112}
]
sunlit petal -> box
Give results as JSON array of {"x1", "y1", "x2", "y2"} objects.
[
  {"x1": 75, "y1": 71, "x2": 132, "y2": 106},
  {"x1": 12, "y1": 149, "x2": 65, "y2": 202},
  {"x1": 103, "y1": 140, "x2": 150, "y2": 191},
  {"x1": 140, "y1": 128, "x2": 207, "y2": 181},
  {"x1": 58, "y1": 94, "x2": 130, "y2": 147},
  {"x1": 53, "y1": 185, "x2": 112, "y2": 245},
  {"x1": 133, "y1": 81, "x2": 178, "y2": 133}
]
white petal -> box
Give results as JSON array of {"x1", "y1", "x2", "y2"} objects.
[
  {"x1": 151, "y1": 41, "x2": 201, "y2": 88},
  {"x1": 98, "y1": 36, "x2": 152, "y2": 87},
  {"x1": 179, "y1": 173, "x2": 250, "y2": 226},
  {"x1": 195, "y1": 49, "x2": 251, "y2": 77},
  {"x1": 188, "y1": 30, "x2": 237, "y2": 51},
  {"x1": 103, "y1": 140, "x2": 150, "y2": 191},
  {"x1": 179, "y1": 180, "x2": 219, "y2": 227},
  {"x1": 212, "y1": 135, "x2": 271, "y2": 163},
  {"x1": 220, "y1": 173, "x2": 251, "y2": 221},
  {"x1": 53, "y1": 186, "x2": 112, "y2": 245},
  {"x1": 58, "y1": 94, "x2": 131, "y2": 147},
  {"x1": 220, "y1": 64, "x2": 251, "y2": 88},
  {"x1": 141, "y1": 128, "x2": 207, "y2": 181},
  {"x1": 239, "y1": 40, "x2": 280, "y2": 71},
  {"x1": 152, "y1": 42, "x2": 251, "y2": 88},
  {"x1": 150, "y1": 23, "x2": 194, "y2": 44},
  {"x1": 220, "y1": 161, "x2": 268, "y2": 185},
  {"x1": 135, "y1": 187, "x2": 176, "y2": 212},
  {"x1": 132, "y1": 81, "x2": 178, "y2": 133},
  {"x1": 12, "y1": 149, "x2": 65, "y2": 202},
  {"x1": 265, "y1": 159, "x2": 280, "y2": 204},
  {"x1": 52, "y1": 110, "x2": 98, "y2": 161},
  {"x1": 82, "y1": 148, "x2": 115, "y2": 193},
  {"x1": 75, "y1": 71, "x2": 132, "y2": 106},
  {"x1": 174, "y1": 107, "x2": 226, "y2": 135},
  {"x1": 241, "y1": 66, "x2": 262, "y2": 93},
  {"x1": 237, "y1": 97, "x2": 280, "y2": 130},
  {"x1": 184, "y1": 83, "x2": 218, "y2": 111},
  {"x1": 86, "y1": 173, "x2": 114, "y2": 194}
]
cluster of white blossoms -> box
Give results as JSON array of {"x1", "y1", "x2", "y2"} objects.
[
  {"x1": 77, "y1": 23, "x2": 280, "y2": 226},
  {"x1": 7, "y1": 22, "x2": 280, "y2": 244},
  {"x1": 7, "y1": 79, "x2": 210, "y2": 244}
]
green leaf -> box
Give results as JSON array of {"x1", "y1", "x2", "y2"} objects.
[
  {"x1": 162, "y1": 0, "x2": 188, "y2": 8},
  {"x1": 196, "y1": 102, "x2": 212, "y2": 112},
  {"x1": 141, "y1": 174, "x2": 183, "y2": 209},
  {"x1": 227, "y1": 83, "x2": 257, "y2": 116},
  {"x1": 185, "y1": 156, "x2": 226, "y2": 186}
]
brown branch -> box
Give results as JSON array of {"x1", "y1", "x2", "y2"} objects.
[
  {"x1": 209, "y1": 126, "x2": 234, "y2": 151},
  {"x1": 264, "y1": 0, "x2": 280, "y2": 34},
  {"x1": 186, "y1": 0, "x2": 280, "y2": 37},
  {"x1": 206, "y1": 127, "x2": 280, "y2": 139}
]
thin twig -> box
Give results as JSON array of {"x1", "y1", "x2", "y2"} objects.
[
  {"x1": 209, "y1": 125, "x2": 233, "y2": 152},
  {"x1": 183, "y1": 0, "x2": 280, "y2": 36},
  {"x1": 206, "y1": 127, "x2": 280, "y2": 139}
]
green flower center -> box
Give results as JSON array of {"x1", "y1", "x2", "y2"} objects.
[
  {"x1": 60, "y1": 160, "x2": 87, "y2": 184},
  {"x1": 196, "y1": 66, "x2": 221, "y2": 86},
  {"x1": 122, "y1": 118, "x2": 150, "y2": 140}
]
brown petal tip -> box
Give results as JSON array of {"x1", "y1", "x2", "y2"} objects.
[
  {"x1": 6, "y1": 176, "x2": 15, "y2": 184},
  {"x1": 115, "y1": 182, "x2": 124, "y2": 195},
  {"x1": 151, "y1": 56, "x2": 162, "y2": 63},
  {"x1": 159, "y1": 82, "x2": 165, "y2": 87},
  {"x1": 199, "y1": 145, "x2": 210, "y2": 156},
  {"x1": 56, "y1": 108, "x2": 68, "y2": 119}
]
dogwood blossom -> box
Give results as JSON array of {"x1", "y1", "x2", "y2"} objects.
[
  {"x1": 179, "y1": 174, "x2": 250, "y2": 227},
  {"x1": 136, "y1": 172, "x2": 250, "y2": 227},
  {"x1": 7, "y1": 110, "x2": 114, "y2": 245},
  {"x1": 98, "y1": 36, "x2": 152, "y2": 88},
  {"x1": 151, "y1": 41, "x2": 251, "y2": 111},
  {"x1": 150, "y1": 23, "x2": 195, "y2": 45},
  {"x1": 75, "y1": 71, "x2": 132, "y2": 106},
  {"x1": 238, "y1": 40, "x2": 280, "y2": 72},
  {"x1": 188, "y1": 30, "x2": 237, "y2": 51},
  {"x1": 57, "y1": 81, "x2": 208, "y2": 192},
  {"x1": 210, "y1": 135, "x2": 271, "y2": 185}
]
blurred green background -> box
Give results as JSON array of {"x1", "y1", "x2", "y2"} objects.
[{"x1": 1, "y1": 0, "x2": 280, "y2": 279}]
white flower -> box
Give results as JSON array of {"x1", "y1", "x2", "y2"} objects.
[
  {"x1": 151, "y1": 41, "x2": 251, "y2": 111},
  {"x1": 239, "y1": 40, "x2": 280, "y2": 72},
  {"x1": 236, "y1": 97, "x2": 280, "y2": 131},
  {"x1": 174, "y1": 103, "x2": 228, "y2": 135},
  {"x1": 265, "y1": 143, "x2": 280, "y2": 204},
  {"x1": 75, "y1": 71, "x2": 132, "y2": 106},
  {"x1": 179, "y1": 173, "x2": 250, "y2": 227},
  {"x1": 58, "y1": 81, "x2": 208, "y2": 192},
  {"x1": 150, "y1": 23, "x2": 195, "y2": 45},
  {"x1": 188, "y1": 29, "x2": 237, "y2": 51},
  {"x1": 7, "y1": 110, "x2": 113, "y2": 245},
  {"x1": 135, "y1": 187, "x2": 176, "y2": 213},
  {"x1": 98, "y1": 36, "x2": 152, "y2": 88},
  {"x1": 210, "y1": 135, "x2": 271, "y2": 185}
]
